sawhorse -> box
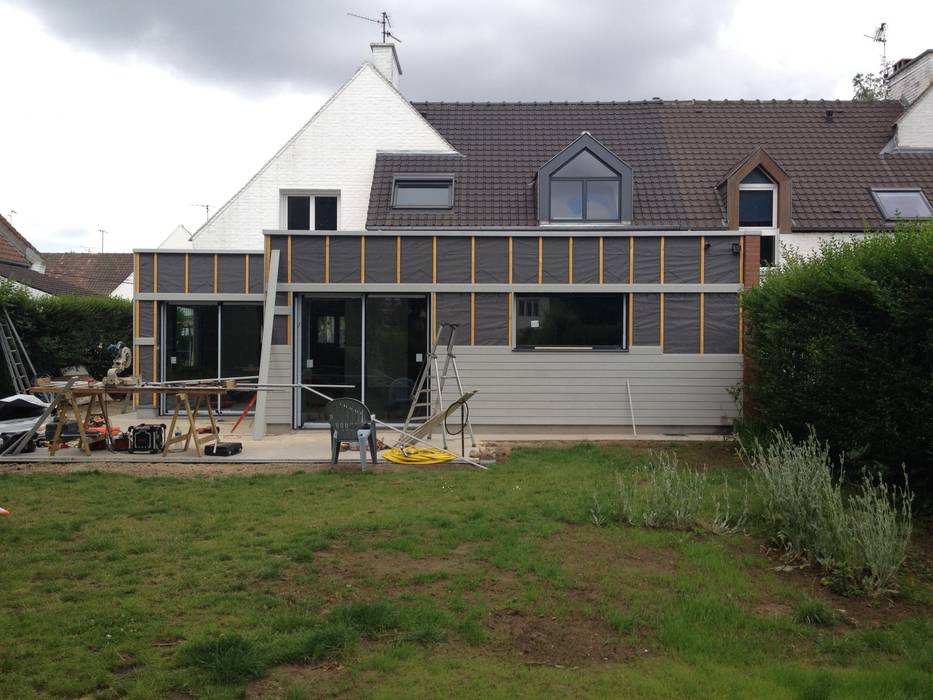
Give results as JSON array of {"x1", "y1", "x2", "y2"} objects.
[{"x1": 162, "y1": 391, "x2": 220, "y2": 456}]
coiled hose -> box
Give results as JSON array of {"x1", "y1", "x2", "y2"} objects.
[{"x1": 382, "y1": 445, "x2": 456, "y2": 464}]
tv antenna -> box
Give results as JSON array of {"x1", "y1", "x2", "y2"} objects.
[
  {"x1": 864, "y1": 22, "x2": 888, "y2": 76},
  {"x1": 7, "y1": 209, "x2": 15, "y2": 224},
  {"x1": 347, "y1": 11, "x2": 401, "y2": 43},
  {"x1": 97, "y1": 229, "x2": 107, "y2": 253},
  {"x1": 188, "y1": 203, "x2": 211, "y2": 222}
]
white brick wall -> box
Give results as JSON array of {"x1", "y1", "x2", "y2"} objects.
[
  {"x1": 888, "y1": 52, "x2": 933, "y2": 105},
  {"x1": 896, "y1": 86, "x2": 933, "y2": 150},
  {"x1": 191, "y1": 64, "x2": 456, "y2": 250},
  {"x1": 782, "y1": 232, "x2": 868, "y2": 258}
]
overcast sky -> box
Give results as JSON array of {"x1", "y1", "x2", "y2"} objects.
[{"x1": 0, "y1": 0, "x2": 929, "y2": 252}]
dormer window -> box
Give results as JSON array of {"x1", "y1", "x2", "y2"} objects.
[
  {"x1": 537, "y1": 133, "x2": 633, "y2": 224},
  {"x1": 871, "y1": 188, "x2": 933, "y2": 220},
  {"x1": 392, "y1": 175, "x2": 454, "y2": 209},
  {"x1": 738, "y1": 167, "x2": 777, "y2": 266}
]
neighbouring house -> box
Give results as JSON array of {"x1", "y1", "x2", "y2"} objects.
[
  {"x1": 131, "y1": 45, "x2": 933, "y2": 434},
  {"x1": 0, "y1": 214, "x2": 134, "y2": 298}
]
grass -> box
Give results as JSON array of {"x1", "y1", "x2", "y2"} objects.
[
  {"x1": 793, "y1": 598, "x2": 836, "y2": 627},
  {"x1": 0, "y1": 442, "x2": 931, "y2": 698}
]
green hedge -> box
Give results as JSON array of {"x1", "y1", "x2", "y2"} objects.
[
  {"x1": 0, "y1": 282, "x2": 133, "y2": 395},
  {"x1": 741, "y1": 222, "x2": 933, "y2": 493}
]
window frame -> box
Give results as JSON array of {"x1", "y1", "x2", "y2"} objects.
[
  {"x1": 870, "y1": 187, "x2": 933, "y2": 221},
  {"x1": 549, "y1": 172, "x2": 623, "y2": 223},
  {"x1": 738, "y1": 181, "x2": 779, "y2": 267},
  {"x1": 391, "y1": 174, "x2": 455, "y2": 209},
  {"x1": 280, "y1": 190, "x2": 340, "y2": 231},
  {"x1": 512, "y1": 292, "x2": 628, "y2": 351}
]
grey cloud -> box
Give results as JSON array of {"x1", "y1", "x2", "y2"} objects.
[{"x1": 8, "y1": 0, "x2": 836, "y2": 100}]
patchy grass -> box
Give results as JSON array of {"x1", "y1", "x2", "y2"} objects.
[{"x1": 0, "y1": 442, "x2": 931, "y2": 699}]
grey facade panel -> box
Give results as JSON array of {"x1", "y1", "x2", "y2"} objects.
[
  {"x1": 435, "y1": 293, "x2": 470, "y2": 345},
  {"x1": 512, "y1": 237, "x2": 538, "y2": 284},
  {"x1": 218, "y1": 254, "x2": 246, "y2": 293},
  {"x1": 269, "y1": 236, "x2": 289, "y2": 283},
  {"x1": 634, "y1": 237, "x2": 661, "y2": 283},
  {"x1": 602, "y1": 236, "x2": 630, "y2": 283},
  {"x1": 272, "y1": 314, "x2": 288, "y2": 345},
  {"x1": 436, "y1": 236, "x2": 471, "y2": 283},
  {"x1": 664, "y1": 293, "x2": 700, "y2": 354},
  {"x1": 541, "y1": 237, "x2": 569, "y2": 283},
  {"x1": 248, "y1": 255, "x2": 265, "y2": 293},
  {"x1": 138, "y1": 346, "x2": 153, "y2": 382},
  {"x1": 156, "y1": 253, "x2": 185, "y2": 293},
  {"x1": 137, "y1": 300, "x2": 155, "y2": 337},
  {"x1": 188, "y1": 254, "x2": 215, "y2": 293},
  {"x1": 137, "y1": 254, "x2": 154, "y2": 293},
  {"x1": 291, "y1": 236, "x2": 325, "y2": 283},
  {"x1": 572, "y1": 237, "x2": 599, "y2": 284},
  {"x1": 329, "y1": 235, "x2": 361, "y2": 283},
  {"x1": 632, "y1": 293, "x2": 660, "y2": 346},
  {"x1": 364, "y1": 236, "x2": 397, "y2": 283},
  {"x1": 400, "y1": 237, "x2": 432, "y2": 284},
  {"x1": 474, "y1": 293, "x2": 509, "y2": 346},
  {"x1": 275, "y1": 292, "x2": 288, "y2": 306},
  {"x1": 265, "y1": 346, "x2": 293, "y2": 426},
  {"x1": 474, "y1": 237, "x2": 509, "y2": 283},
  {"x1": 664, "y1": 237, "x2": 701, "y2": 284},
  {"x1": 704, "y1": 293, "x2": 740, "y2": 354},
  {"x1": 704, "y1": 236, "x2": 741, "y2": 283}
]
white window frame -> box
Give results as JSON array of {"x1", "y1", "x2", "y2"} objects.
[
  {"x1": 279, "y1": 190, "x2": 340, "y2": 231},
  {"x1": 738, "y1": 182, "x2": 779, "y2": 267}
]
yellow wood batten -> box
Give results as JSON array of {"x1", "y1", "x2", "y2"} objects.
[
  {"x1": 659, "y1": 292, "x2": 665, "y2": 350},
  {"x1": 568, "y1": 237, "x2": 573, "y2": 283},
  {"x1": 287, "y1": 236, "x2": 293, "y2": 283},
  {"x1": 660, "y1": 237, "x2": 665, "y2": 284},
  {"x1": 538, "y1": 236, "x2": 543, "y2": 283},
  {"x1": 699, "y1": 292, "x2": 705, "y2": 354},
  {"x1": 360, "y1": 236, "x2": 366, "y2": 283},
  {"x1": 134, "y1": 253, "x2": 140, "y2": 294},
  {"x1": 598, "y1": 237, "x2": 604, "y2": 284},
  {"x1": 507, "y1": 292, "x2": 513, "y2": 346},
  {"x1": 396, "y1": 236, "x2": 401, "y2": 283},
  {"x1": 152, "y1": 300, "x2": 158, "y2": 406},
  {"x1": 628, "y1": 293, "x2": 634, "y2": 347},
  {"x1": 508, "y1": 238, "x2": 513, "y2": 284},
  {"x1": 470, "y1": 236, "x2": 476, "y2": 284},
  {"x1": 432, "y1": 237, "x2": 437, "y2": 283},
  {"x1": 699, "y1": 236, "x2": 706, "y2": 284},
  {"x1": 628, "y1": 237, "x2": 634, "y2": 283},
  {"x1": 213, "y1": 254, "x2": 219, "y2": 293},
  {"x1": 153, "y1": 253, "x2": 158, "y2": 293},
  {"x1": 324, "y1": 236, "x2": 330, "y2": 283},
  {"x1": 184, "y1": 254, "x2": 189, "y2": 293},
  {"x1": 244, "y1": 254, "x2": 250, "y2": 293},
  {"x1": 470, "y1": 292, "x2": 475, "y2": 345}
]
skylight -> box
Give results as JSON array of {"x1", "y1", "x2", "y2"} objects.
[
  {"x1": 872, "y1": 188, "x2": 933, "y2": 220},
  {"x1": 392, "y1": 176, "x2": 454, "y2": 209}
]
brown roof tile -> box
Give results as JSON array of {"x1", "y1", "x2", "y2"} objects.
[{"x1": 40, "y1": 253, "x2": 133, "y2": 296}]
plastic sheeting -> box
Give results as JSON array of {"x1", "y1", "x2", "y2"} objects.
[
  {"x1": 269, "y1": 237, "x2": 289, "y2": 283},
  {"x1": 138, "y1": 346, "x2": 153, "y2": 382},
  {"x1": 602, "y1": 237, "x2": 630, "y2": 283},
  {"x1": 137, "y1": 254, "x2": 154, "y2": 292},
  {"x1": 400, "y1": 237, "x2": 432, "y2": 283},
  {"x1": 435, "y1": 293, "x2": 470, "y2": 345},
  {"x1": 704, "y1": 293, "x2": 739, "y2": 353},
  {"x1": 291, "y1": 236, "x2": 325, "y2": 283},
  {"x1": 137, "y1": 301, "x2": 155, "y2": 337},
  {"x1": 188, "y1": 254, "x2": 215, "y2": 293},
  {"x1": 218, "y1": 254, "x2": 246, "y2": 293},
  {"x1": 437, "y1": 237, "x2": 471, "y2": 283},
  {"x1": 364, "y1": 236, "x2": 397, "y2": 283},
  {"x1": 664, "y1": 237, "x2": 701, "y2": 284},
  {"x1": 272, "y1": 315, "x2": 288, "y2": 345},
  {"x1": 632, "y1": 293, "x2": 660, "y2": 346},
  {"x1": 663, "y1": 293, "x2": 700, "y2": 354},
  {"x1": 474, "y1": 237, "x2": 509, "y2": 283},
  {"x1": 329, "y1": 235, "x2": 361, "y2": 283},
  {"x1": 542, "y1": 237, "x2": 569, "y2": 283},
  {"x1": 156, "y1": 253, "x2": 184, "y2": 293},
  {"x1": 473, "y1": 293, "x2": 509, "y2": 345},
  {"x1": 275, "y1": 292, "x2": 288, "y2": 306},
  {"x1": 248, "y1": 255, "x2": 265, "y2": 293},
  {"x1": 634, "y1": 237, "x2": 661, "y2": 283},
  {"x1": 572, "y1": 237, "x2": 599, "y2": 284},
  {"x1": 512, "y1": 237, "x2": 539, "y2": 284},
  {"x1": 704, "y1": 236, "x2": 741, "y2": 283}
]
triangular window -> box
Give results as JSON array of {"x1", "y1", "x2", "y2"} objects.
[
  {"x1": 741, "y1": 166, "x2": 775, "y2": 185},
  {"x1": 552, "y1": 149, "x2": 619, "y2": 178}
]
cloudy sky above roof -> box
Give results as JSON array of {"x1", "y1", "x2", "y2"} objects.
[{"x1": 0, "y1": 0, "x2": 929, "y2": 251}]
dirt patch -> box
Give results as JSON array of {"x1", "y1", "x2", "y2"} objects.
[{"x1": 246, "y1": 662, "x2": 347, "y2": 699}]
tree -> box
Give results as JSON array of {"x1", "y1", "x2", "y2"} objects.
[{"x1": 852, "y1": 72, "x2": 887, "y2": 101}]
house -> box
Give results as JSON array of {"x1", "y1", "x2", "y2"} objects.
[
  {"x1": 0, "y1": 214, "x2": 134, "y2": 298},
  {"x1": 131, "y1": 45, "x2": 933, "y2": 434}
]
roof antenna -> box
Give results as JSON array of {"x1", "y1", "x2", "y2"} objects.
[
  {"x1": 347, "y1": 10, "x2": 402, "y2": 43},
  {"x1": 7, "y1": 209, "x2": 15, "y2": 224},
  {"x1": 97, "y1": 229, "x2": 107, "y2": 253},
  {"x1": 864, "y1": 22, "x2": 888, "y2": 77},
  {"x1": 188, "y1": 203, "x2": 211, "y2": 222}
]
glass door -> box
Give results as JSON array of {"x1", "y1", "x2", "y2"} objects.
[
  {"x1": 364, "y1": 296, "x2": 428, "y2": 423},
  {"x1": 300, "y1": 297, "x2": 362, "y2": 424},
  {"x1": 219, "y1": 304, "x2": 263, "y2": 414}
]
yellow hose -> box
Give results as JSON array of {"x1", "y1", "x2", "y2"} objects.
[{"x1": 382, "y1": 446, "x2": 456, "y2": 464}]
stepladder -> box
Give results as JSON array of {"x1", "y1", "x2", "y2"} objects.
[{"x1": 401, "y1": 322, "x2": 476, "y2": 449}]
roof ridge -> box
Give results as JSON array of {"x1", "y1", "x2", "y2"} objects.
[{"x1": 412, "y1": 98, "x2": 900, "y2": 107}]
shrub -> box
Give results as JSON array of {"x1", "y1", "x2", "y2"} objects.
[
  {"x1": 740, "y1": 222, "x2": 933, "y2": 496},
  {"x1": 793, "y1": 598, "x2": 835, "y2": 626}
]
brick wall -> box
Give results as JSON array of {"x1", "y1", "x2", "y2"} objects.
[{"x1": 742, "y1": 235, "x2": 760, "y2": 288}]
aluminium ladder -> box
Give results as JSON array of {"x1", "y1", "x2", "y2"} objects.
[
  {"x1": 401, "y1": 322, "x2": 476, "y2": 449},
  {"x1": 0, "y1": 306, "x2": 42, "y2": 398}
]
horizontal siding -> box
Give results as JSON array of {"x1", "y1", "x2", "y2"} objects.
[
  {"x1": 266, "y1": 346, "x2": 292, "y2": 425},
  {"x1": 437, "y1": 346, "x2": 741, "y2": 427}
]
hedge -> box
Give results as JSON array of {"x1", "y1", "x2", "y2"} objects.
[
  {"x1": 0, "y1": 282, "x2": 133, "y2": 395},
  {"x1": 740, "y1": 222, "x2": 933, "y2": 494}
]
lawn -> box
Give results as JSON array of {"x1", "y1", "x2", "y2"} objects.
[{"x1": 1, "y1": 442, "x2": 931, "y2": 699}]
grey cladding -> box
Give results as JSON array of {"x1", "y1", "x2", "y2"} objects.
[
  {"x1": 474, "y1": 237, "x2": 509, "y2": 283},
  {"x1": 664, "y1": 237, "x2": 700, "y2": 283},
  {"x1": 571, "y1": 237, "x2": 599, "y2": 284},
  {"x1": 633, "y1": 293, "x2": 660, "y2": 346},
  {"x1": 541, "y1": 237, "x2": 568, "y2": 283},
  {"x1": 291, "y1": 236, "x2": 325, "y2": 283},
  {"x1": 218, "y1": 254, "x2": 246, "y2": 293},
  {"x1": 138, "y1": 346, "x2": 153, "y2": 382},
  {"x1": 329, "y1": 236, "x2": 361, "y2": 283},
  {"x1": 156, "y1": 254, "x2": 184, "y2": 293},
  {"x1": 436, "y1": 293, "x2": 470, "y2": 345},
  {"x1": 137, "y1": 300, "x2": 154, "y2": 336},
  {"x1": 269, "y1": 237, "x2": 288, "y2": 283},
  {"x1": 512, "y1": 237, "x2": 538, "y2": 284},
  {"x1": 248, "y1": 255, "x2": 265, "y2": 293},
  {"x1": 602, "y1": 237, "x2": 630, "y2": 283},
  {"x1": 137, "y1": 254, "x2": 154, "y2": 292},
  {"x1": 634, "y1": 238, "x2": 661, "y2": 283},
  {"x1": 704, "y1": 236, "x2": 741, "y2": 283},
  {"x1": 704, "y1": 293, "x2": 739, "y2": 353},
  {"x1": 436, "y1": 237, "x2": 471, "y2": 283},
  {"x1": 400, "y1": 237, "x2": 432, "y2": 283},
  {"x1": 664, "y1": 293, "x2": 700, "y2": 354},
  {"x1": 474, "y1": 293, "x2": 509, "y2": 345},
  {"x1": 272, "y1": 315, "x2": 288, "y2": 345},
  {"x1": 364, "y1": 236, "x2": 397, "y2": 283},
  {"x1": 188, "y1": 255, "x2": 214, "y2": 293}
]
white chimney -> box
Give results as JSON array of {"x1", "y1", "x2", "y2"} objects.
[
  {"x1": 370, "y1": 42, "x2": 402, "y2": 89},
  {"x1": 887, "y1": 49, "x2": 933, "y2": 104}
]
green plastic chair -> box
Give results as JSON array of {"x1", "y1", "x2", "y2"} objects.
[{"x1": 324, "y1": 398, "x2": 378, "y2": 465}]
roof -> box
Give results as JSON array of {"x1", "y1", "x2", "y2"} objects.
[
  {"x1": 366, "y1": 99, "x2": 933, "y2": 231},
  {"x1": 0, "y1": 214, "x2": 39, "y2": 265},
  {"x1": 40, "y1": 253, "x2": 134, "y2": 296},
  {"x1": 0, "y1": 261, "x2": 90, "y2": 296}
]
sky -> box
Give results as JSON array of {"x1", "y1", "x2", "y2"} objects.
[{"x1": 0, "y1": 0, "x2": 929, "y2": 253}]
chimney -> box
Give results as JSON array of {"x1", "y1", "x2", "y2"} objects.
[
  {"x1": 370, "y1": 43, "x2": 402, "y2": 89},
  {"x1": 886, "y1": 49, "x2": 933, "y2": 104}
]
